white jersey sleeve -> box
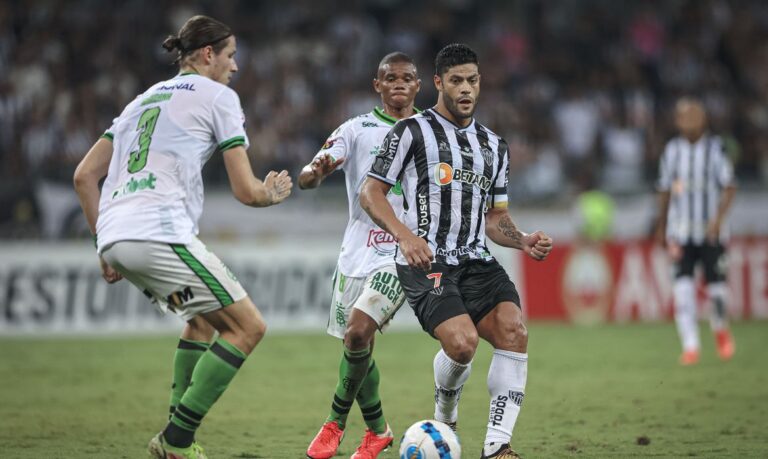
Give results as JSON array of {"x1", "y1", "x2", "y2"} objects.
[
  {"x1": 714, "y1": 141, "x2": 735, "y2": 187},
  {"x1": 212, "y1": 88, "x2": 249, "y2": 151},
  {"x1": 657, "y1": 139, "x2": 676, "y2": 192},
  {"x1": 313, "y1": 119, "x2": 356, "y2": 171}
]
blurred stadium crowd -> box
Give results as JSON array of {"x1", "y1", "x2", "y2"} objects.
[{"x1": 1, "y1": 0, "x2": 767, "y2": 238}]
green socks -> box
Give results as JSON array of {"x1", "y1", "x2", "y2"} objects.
[
  {"x1": 356, "y1": 359, "x2": 387, "y2": 434},
  {"x1": 164, "y1": 338, "x2": 247, "y2": 448},
  {"x1": 169, "y1": 339, "x2": 209, "y2": 418},
  {"x1": 326, "y1": 345, "x2": 371, "y2": 428}
]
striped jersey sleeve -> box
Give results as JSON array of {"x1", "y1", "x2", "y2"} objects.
[
  {"x1": 713, "y1": 142, "x2": 735, "y2": 187},
  {"x1": 657, "y1": 139, "x2": 677, "y2": 192},
  {"x1": 368, "y1": 120, "x2": 413, "y2": 185},
  {"x1": 212, "y1": 87, "x2": 249, "y2": 151},
  {"x1": 490, "y1": 138, "x2": 510, "y2": 208}
]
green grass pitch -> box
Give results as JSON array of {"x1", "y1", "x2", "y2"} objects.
[{"x1": 1, "y1": 322, "x2": 766, "y2": 458}]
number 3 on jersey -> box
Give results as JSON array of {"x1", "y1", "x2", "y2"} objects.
[{"x1": 127, "y1": 107, "x2": 161, "y2": 173}]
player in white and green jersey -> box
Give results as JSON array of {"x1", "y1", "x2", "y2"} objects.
[
  {"x1": 73, "y1": 16, "x2": 292, "y2": 459},
  {"x1": 299, "y1": 52, "x2": 421, "y2": 459}
]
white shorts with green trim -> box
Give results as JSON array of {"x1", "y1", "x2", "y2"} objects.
[
  {"x1": 101, "y1": 237, "x2": 247, "y2": 322},
  {"x1": 326, "y1": 263, "x2": 406, "y2": 339}
]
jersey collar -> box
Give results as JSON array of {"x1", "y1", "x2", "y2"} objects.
[
  {"x1": 429, "y1": 107, "x2": 475, "y2": 131},
  {"x1": 373, "y1": 106, "x2": 421, "y2": 126}
]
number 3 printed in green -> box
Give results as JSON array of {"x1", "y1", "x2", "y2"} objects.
[{"x1": 127, "y1": 107, "x2": 161, "y2": 173}]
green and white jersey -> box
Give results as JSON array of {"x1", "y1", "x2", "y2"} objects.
[
  {"x1": 96, "y1": 73, "x2": 248, "y2": 252},
  {"x1": 315, "y1": 107, "x2": 414, "y2": 278}
]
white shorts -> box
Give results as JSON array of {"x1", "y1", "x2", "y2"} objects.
[
  {"x1": 326, "y1": 264, "x2": 406, "y2": 339},
  {"x1": 101, "y1": 237, "x2": 247, "y2": 322}
]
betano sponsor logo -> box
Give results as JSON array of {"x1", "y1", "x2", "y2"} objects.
[{"x1": 434, "y1": 163, "x2": 491, "y2": 190}]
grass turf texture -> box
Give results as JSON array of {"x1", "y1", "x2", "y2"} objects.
[{"x1": 1, "y1": 322, "x2": 766, "y2": 458}]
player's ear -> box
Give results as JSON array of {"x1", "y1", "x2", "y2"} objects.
[
  {"x1": 433, "y1": 74, "x2": 442, "y2": 91},
  {"x1": 373, "y1": 78, "x2": 382, "y2": 94},
  {"x1": 416, "y1": 78, "x2": 422, "y2": 93}
]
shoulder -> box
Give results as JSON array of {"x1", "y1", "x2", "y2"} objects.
[{"x1": 474, "y1": 121, "x2": 506, "y2": 146}]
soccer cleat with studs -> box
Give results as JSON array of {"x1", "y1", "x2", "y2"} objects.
[
  {"x1": 306, "y1": 421, "x2": 345, "y2": 459},
  {"x1": 350, "y1": 425, "x2": 394, "y2": 459},
  {"x1": 147, "y1": 432, "x2": 207, "y2": 459},
  {"x1": 481, "y1": 443, "x2": 522, "y2": 459}
]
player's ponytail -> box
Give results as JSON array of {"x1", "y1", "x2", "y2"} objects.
[{"x1": 162, "y1": 15, "x2": 232, "y2": 65}]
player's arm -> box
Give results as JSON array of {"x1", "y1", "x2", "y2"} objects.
[
  {"x1": 655, "y1": 190, "x2": 672, "y2": 244},
  {"x1": 73, "y1": 137, "x2": 122, "y2": 283},
  {"x1": 485, "y1": 206, "x2": 552, "y2": 261},
  {"x1": 298, "y1": 154, "x2": 344, "y2": 189},
  {"x1": 654, "y1": 141, "x2": 674, "y2": 245},
  {"x1": 223, "y1": 146, "x2": 292, "y2": 207},
  {"x1": 360, "y1": 177, "x2": 433, "y2": 270},
  {"x1": 707, "y1": 145, "x2": 737, "y2": 242}
]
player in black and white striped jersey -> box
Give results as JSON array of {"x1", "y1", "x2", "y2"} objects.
[
  {"x1": 656, "y1": 97, "x2": 737, "y2": 365},
  {"x1": 361, "y1": 44, "x2": 553, "y2": 459}
]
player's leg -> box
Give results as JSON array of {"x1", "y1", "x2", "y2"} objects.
[
  {"x1": 161, "y1": 296, "x2": 266, "y2": 450},
  {"x1": 461, "y1": 260, "x2": 525, "y2": 458},
  {"x1": 308, "y1": 270, "x2": 363, "y2": 459},
  {"x1": 168, "y1": 317, "x2": 215, "y2": 419},
  {"x1": 477, "y1": 302, "x2": 527, "y2": 458},
  {"x1": 703, "y1": 243, "x2": 734, "y2": 360},
  {"x1": 674, "y1": 244, "x2": 700, "y2": 364},
  {"x1": 397, "y1": 263, "x2": 473, "y2": 429}
]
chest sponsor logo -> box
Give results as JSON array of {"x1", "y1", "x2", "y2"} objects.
[
  {"x1": 367, "y1": 229, "x2": 397, "y2": 255},
  {"x1": 436, "y1": 246, "x2": 476, "y2": 258},
  {"x1": 434, "y1": 162, "x2": 491, "y2": 190},
  {"x1": 156, "y1": 82, "x2": 195, "y2": 91},
  {"x1": 362, "y1": 121, "x2": 379, "y2": 128}
]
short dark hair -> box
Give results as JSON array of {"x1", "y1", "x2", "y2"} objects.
[
  {"x1": 162, "y1": 15, "x2": 232, "y2": 64},
  {"x1": 378, "y1": 51, "x2": 415, "y2": 70},
  {"x1": 434, "y1": 43, "x2": 478, "y2": 76}
]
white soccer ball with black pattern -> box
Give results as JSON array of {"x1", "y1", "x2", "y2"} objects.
[{"x1": 399, "y1": 419, "x2": 461, "y2": 458}]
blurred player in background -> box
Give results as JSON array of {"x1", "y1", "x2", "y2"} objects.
[
  {"x1": 361, "y1": 44, "x2": 552, "y2": 459},
  {"x1": 73, "y1": 15, "x2": 292, "y2": 459},
  {"x1": 298, "y1": 52, "x2": 420, "y2": 459},
  {"x1": 656, "y1": 97, "x2": 736, "y2": 365}
]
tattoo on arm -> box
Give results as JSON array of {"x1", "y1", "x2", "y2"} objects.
[{"x1": 498, "y1": 213, "x2": 523, "y2": 248}]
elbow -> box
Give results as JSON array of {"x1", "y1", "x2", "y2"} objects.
[
  {"x1": 73, "y1": 164, "x2": 90, "y2": 191},
  {"x1": 359, "y1": 183, "x2": 373, "y2": 213}
]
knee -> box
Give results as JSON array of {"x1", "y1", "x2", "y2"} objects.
[
  {"x1": 343, "y1": 322, "x2": 373, "y2": 351},
  {"x1": 240, "y1": 314, "x2": 266, "y2": 351},
  {"x1": 444, "y1": 331, "x2": 479, "y2": 364},
  {"x1": 495, "y1": 320, "x2": 528, "y2": 352}
]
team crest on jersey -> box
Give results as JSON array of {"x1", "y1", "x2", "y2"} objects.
[
  {"x1": 321, "y1": 138, "x2": 337, "y2": 150},
  {"x1": 481, "y1": 147, "x2": 494, "y2": 162},
  {"x1": 438, "y1": 140, "x2": 450, "y2": 152}
]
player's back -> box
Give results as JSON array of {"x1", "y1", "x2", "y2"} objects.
[{"x1": 96, "y1": 73, "x2": 247, "y2": 251}]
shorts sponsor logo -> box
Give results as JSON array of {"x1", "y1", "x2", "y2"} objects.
[
  {"x1": 417, "y1": 192, "x2": 429, "y2": 237},
  {"x1": 433, "y1": 162, "x2": 491, "y2": 191},
  {"x1": 369, "y1": 271, "x2": 403, "y2": 302},
  {"x1": 367, "y1": 229, "x2": 397, "y2": 256},
  {"x1": 335, "y1": 301, "x2": 346, "y2": 327},
  {"x1": 167, "y1": 286, "x2": 194, "y2": 309}
]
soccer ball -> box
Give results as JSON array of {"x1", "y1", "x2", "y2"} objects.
[{"x1": 399, "y1": 419, "x2": 461, "y2": 458}]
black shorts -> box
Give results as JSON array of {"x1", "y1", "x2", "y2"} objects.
[
  {"x1": 396, "y1": 259, "x2": 521, "y2": 337},
  {"x1": 676, "y1": 242, "x2": 726, "y2": 283}
]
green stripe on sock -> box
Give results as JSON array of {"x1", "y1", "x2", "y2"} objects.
[
  {"x1": 170, "y1": 244, "x2": 234, "y2": 306},
  {"x1": 356, "y1": 358, "x2": 387, "y2": 434}
]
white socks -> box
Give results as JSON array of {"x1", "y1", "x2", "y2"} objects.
[
  {"x1": 484, "y1": 349, "x2": 527, "y2": 447},
  {"x1": 433, "y1": 349, "x2": 472, "y2": 424},
  {"x1": 707, "y1": 282, "x2": 728, "y2": 331},
  {"x1": 673, "y1": 277, "x2": 700, "y2": 352}
]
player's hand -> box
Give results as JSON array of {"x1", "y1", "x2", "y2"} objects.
[
  {"x1": 399, "y1": 233, "x2": 434, "y2": 271},
  {"x1": 264, "y1": 170, "x2": 293, "y2": 205},
  {"x1": 667, "y1": 240, "x2": 683, "y2": 261},
  {"x1": 706, "y1": 218, "x2": 721, "y2": 244},
  {"x1": 522, "y1": 231, "x2": 552, "y2": 261},
  {"x1": 99, "y1": 256, "x2": 123, "y2": 284},
  {"x1": 311, "y1": 154, "x2": 344, "y2": 179}
]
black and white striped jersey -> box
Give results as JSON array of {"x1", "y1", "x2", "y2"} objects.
[
  {"x1": 368, "y1": 108, "x2": 509, "y2": 266},
  {"x1": 657, "y1": 134, "x2": 735, "y2": 245}
]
